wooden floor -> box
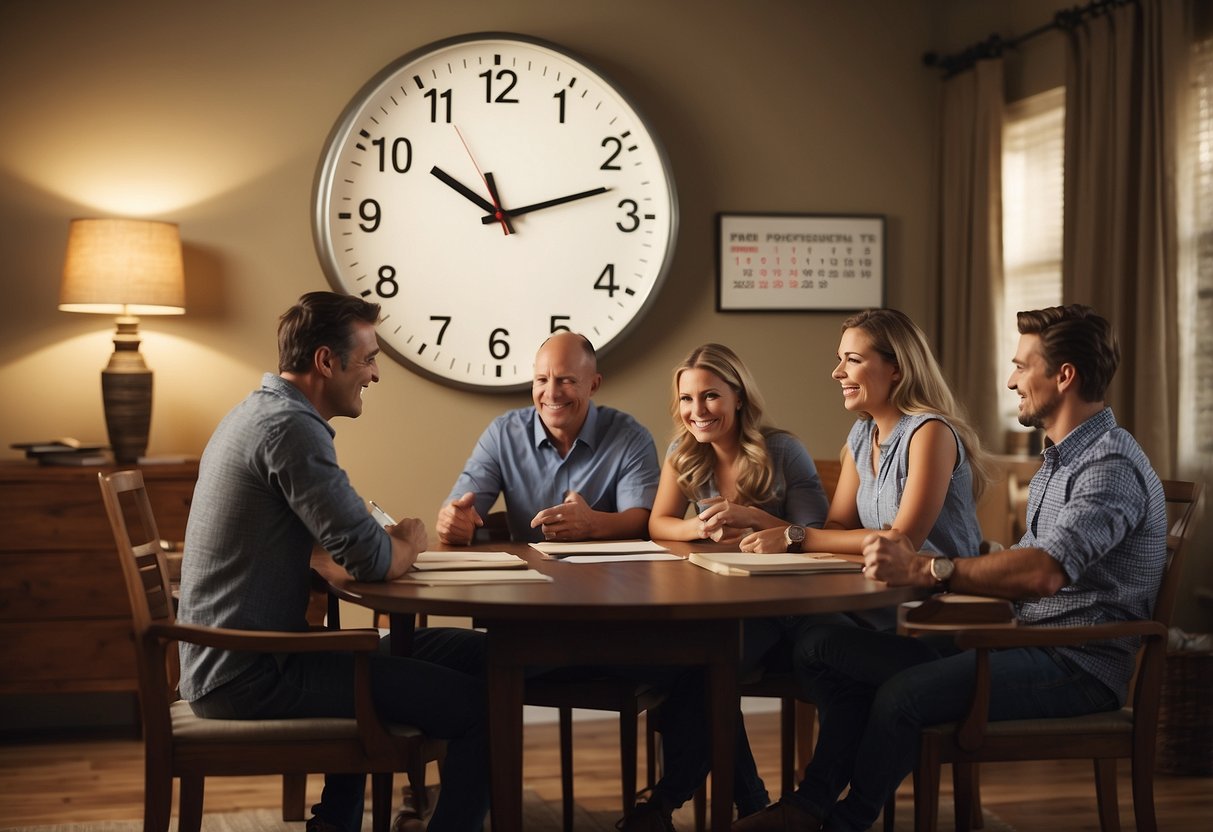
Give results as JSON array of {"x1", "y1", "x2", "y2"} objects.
[{"x1": 0, "y1": 711, "x2": 1210, "y2": 830}]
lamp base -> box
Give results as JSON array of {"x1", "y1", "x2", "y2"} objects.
[{"x1": 101, "y1": 316, "x2": 153, "y2": 464}]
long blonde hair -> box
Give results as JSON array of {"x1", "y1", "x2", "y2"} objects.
[
  {"x1": 841, "y1": 309, "x2": 991, "y2": 498},
  {"x1": 667, "y1": 343, "x2": 784, "y2": 506}
]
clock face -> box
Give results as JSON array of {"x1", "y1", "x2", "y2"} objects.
[{"x1": 313, "y1": 33, "x2": 679, "y2": 391}]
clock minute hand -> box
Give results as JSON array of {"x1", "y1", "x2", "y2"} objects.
[
  {"x1": 430, "y1": 166, "x2": 497, "y2": 215},
  {"x1": 481, "y1": 186, "x2": 611, "y2": 224}
]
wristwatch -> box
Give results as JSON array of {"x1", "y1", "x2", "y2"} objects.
[
  {"x1": 929, "y1": 556, "x2": 955, "y2": 591},
  {"x1": 785, "y1": 525, "x2": 806, "y2": 554}
]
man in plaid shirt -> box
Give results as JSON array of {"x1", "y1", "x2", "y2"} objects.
[{"x1": 733, "y1": 305, "x2": 1167, "y2": 832}]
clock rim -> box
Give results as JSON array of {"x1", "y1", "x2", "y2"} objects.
[{"x1": 310, "y1": 31, "x2": 680, "y2": 393}]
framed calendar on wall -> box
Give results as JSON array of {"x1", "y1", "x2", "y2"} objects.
[{"x1": 716, "y1": 212, "x2": 885, "y2": 312}]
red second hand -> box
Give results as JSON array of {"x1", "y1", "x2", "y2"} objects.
[{"x1": 454, "y1": 125, "x2": 510, "y2": 236}]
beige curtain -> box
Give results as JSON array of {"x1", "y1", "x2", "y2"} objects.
[
  {"x1": 936, "y1": 58, "x2": 1005, "y2": 449},
  {"x1": 1062, "y1": 0, "x2": 1184, "y2": 476}
]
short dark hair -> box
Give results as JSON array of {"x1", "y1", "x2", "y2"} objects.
[
  {"x1": 278, "y1": 292, "x2": 380, "y2": 373},
  {"x1": 1016, "y1": 304, "x2": 1119, "y2": 402}
]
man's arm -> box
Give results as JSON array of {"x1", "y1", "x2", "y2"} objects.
[
  {"x1": 382, "y1": 517, "x2": 429, "y2": 579},
  {"x1": 530, "y1": 492, "x2": 651, "y2": 541},
  {"x1": 862, "y1": 530, "x2": 1068, "y2": 600}
]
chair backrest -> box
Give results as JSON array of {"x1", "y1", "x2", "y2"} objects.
[
  {"x1": 1129, "y1": 479, "x2": 1202, "y2": 718},
  {"x1": 1152, "y1": 479, "x2": 1203, "y2": 627},
  {"x1": 98, "y1": 470, "x2": 178, "y2": 738},
  {"x1": 814, "y1": 457, "x2": 842, "y2": 502}
]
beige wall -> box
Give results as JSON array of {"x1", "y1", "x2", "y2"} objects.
[
  {"x1": 0, "y1": 0, "x2": 941, "y2": 518},
  {"x1": 4, "y1": 0, "x2": 1206, "y2": 634}
]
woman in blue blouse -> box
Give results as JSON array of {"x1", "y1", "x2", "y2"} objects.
[
  {"x1": 648, "y1": 342, "x2": 829, "y2": 543},
  {"x1": 740, "y1": 307, "x2": 989, "y2": 560}
]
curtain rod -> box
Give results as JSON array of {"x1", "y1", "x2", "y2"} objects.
[{"x1": 923, "y1": 0, "x2": 1135, "y2": 78}]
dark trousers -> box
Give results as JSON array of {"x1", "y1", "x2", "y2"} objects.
[{"x1": 190, "y1": 627, "x2": 489, "y2": 832}]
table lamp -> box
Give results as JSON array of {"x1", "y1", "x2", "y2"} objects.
[{"x1": 58, "y1": 218, "x2": 185, "y2": 463}]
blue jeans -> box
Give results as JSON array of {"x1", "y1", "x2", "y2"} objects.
[
  {"x1": 784, "y1": 624, "x2": 1119, "y2": 832},
  {"x1": 189, "y1": 627, "x2": 489, "y2": 832}
]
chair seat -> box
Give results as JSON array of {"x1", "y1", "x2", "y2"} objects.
[
  {"x1": 170, "y1": 700, "x2": 424, "y2": 743},
  {"x1": 923, "y1": 706, "x2": 1133, "y2": 739}
]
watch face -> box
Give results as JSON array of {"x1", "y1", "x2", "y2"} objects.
[{"x1": 313, "y1": 32, "x2": 679, "y2": 391}]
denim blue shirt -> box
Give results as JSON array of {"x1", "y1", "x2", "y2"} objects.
[
  {"x1": 178, "y1": 373, "x2": 391, "y2": 701},
  {"x1": 674, "y1": 430, "x2": 829, "y2": 528},
  {"x1": 847, "y1": 412, "x2": 983, "y2": 556},
  {"x1": 446, "y1": 403, "x2": 660, "y2": 543},
  {"x1": 1015, "y1": 407, "x2": 1166, "y2": 702}
]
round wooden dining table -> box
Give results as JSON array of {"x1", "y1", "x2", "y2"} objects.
[{"x1": 312, "y1": 540, "x2": 925, "y2": 832}]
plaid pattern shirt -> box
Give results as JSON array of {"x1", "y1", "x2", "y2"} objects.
[{"x1": 1014, "y1": 408, "x2": 1167, "y2": 703}]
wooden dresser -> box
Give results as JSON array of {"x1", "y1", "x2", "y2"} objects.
[{"x1": 0, "y1": 460, "x2": 198, "y2": 695}]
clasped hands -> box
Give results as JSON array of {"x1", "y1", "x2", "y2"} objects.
[
  {"x1": 436, "y1": 490, "x2": 597, "y2": 545},
  {"x1": 696, "y1": 497, "x2": 755, "y2": 544}
]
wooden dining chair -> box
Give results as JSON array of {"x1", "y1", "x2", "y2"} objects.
[
  {"x1": 99, "y1": 469, "x2": 440, "y2": 832},
  {"x1": 899, "y1": 478, "x2": 1202, "y2": 832}
]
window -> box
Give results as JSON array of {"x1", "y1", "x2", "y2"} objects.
[
  {"x1": 1000, "y1": 87, "x2": 1065, "y2": 428},
  {"x1": 1178, "y1": 24, "x2": 1213, "y2": 468}
]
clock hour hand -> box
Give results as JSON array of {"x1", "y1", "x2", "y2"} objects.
[
  {"x1": 481, "y1": 186, "x2": 611, "y2": 224},
  {"x1": 430, "y1": 166, "x2": 497, "y2": 215}
]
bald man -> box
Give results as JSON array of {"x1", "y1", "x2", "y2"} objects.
[{"x1": 437, "y1": 332, "x2": 660, "y2": 544}]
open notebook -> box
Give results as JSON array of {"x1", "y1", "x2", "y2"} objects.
[{"x1": 688, "y1": 552, "x2": 862, "y2": 576}]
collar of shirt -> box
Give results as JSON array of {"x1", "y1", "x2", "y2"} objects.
[
  {"x1": 531, "y1": 400, "x2": 600, "y2": 452},
  {"x1": 261, "y1": 373, "x2": 335, "y2": 439},
  {"x1": 1041, "y1": 406, "x2": 1116, "y2": 468}
]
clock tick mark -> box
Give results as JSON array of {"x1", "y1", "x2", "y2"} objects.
[
  {"x1": 418, "y1": 343, "x2": 427, "y2": 355},
  {"x1": 359, "y1": 129, "x2": 371, "y2": 138},
  {"x1": 413, "y1": 75, "x2": 425, "y2": 89},
  {"x1": 625, "y1": 288, "x2": 636, "y2": 296},
  {"x1": 338, "y1": 212, "x2": 351, "y2": 220},
  {"x1": 359, "y1": 289, "x2": 372, "y2": 298}
]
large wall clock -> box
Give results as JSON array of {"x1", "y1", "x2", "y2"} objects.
[{"x1": 312, "y1": 32, "x2": 679, "y2": 391}]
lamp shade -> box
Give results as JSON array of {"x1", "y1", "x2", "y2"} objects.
[{"x1": 59, "y1": 218, "x2": 185, "y2": 315}]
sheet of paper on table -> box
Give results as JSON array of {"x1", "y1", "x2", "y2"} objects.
[
  {"x1": 688, "y1": 552, "x2": 862, "y2": 576},
  {"x1": 411, "y1": 551, "x2": 528, "y2": 571},
  {"x1": 397, "y1": 568, "x2": 553, "y2": 585},
  {"x1": 529, "y1": 540, "x2": 678, "y2": 562}
]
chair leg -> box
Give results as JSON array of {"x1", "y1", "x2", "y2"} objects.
[
  {"x1": 693, "y1": 784, "x2": 707, "y2": 832},
  {"x1": 882, "y1": 789, "x2": 896, "y2": 832},
  {"x1": 142, "y1": 761, "x2": 174, "y2": 832},
  {"x1": 1093, "y1": 757, "x2": 1123, "y2": 832},
  {"x1": 971, "y1": 763, "x2": 984, "y2": 829},
  {"x1": 913, "y1": 736, "x2": 942, "y2": 832},
  {"x1": 952, "y1": 762, "x2": 975, "y2": 832},
  {"x1": 1129, "y1": 756, "x2": 1158, "y2": 832},
  {"x1": 779, "y1": 697, "x2": 796, "y2": 797},
  {"x1": 282, "y1": 773, "x2": 307, "y2": 821},
  {"x1": 620, "y1": 706, "x2": 639, "y2": 811},
  {"x1": 559, "y1": 706, "x2": 575, "y2": 832},
  {"x1": 795, "y1": 701, "x2": 817, "y2": 772},
  {"x1": 178, "y1": 775, "x2": 205, "y2": 832},
  {"x1": 645, "y1": 711, "x2": 658, "y2": 790},
  {"x1": 371, "y1": 772, "x2": 394, "y2": 832}
]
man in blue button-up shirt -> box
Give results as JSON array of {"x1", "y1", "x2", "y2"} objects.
[
  {"x1": 179, "y1": 292, "x2": 488, "y2": 832},
  {"x1": 436, "y1": 331, "x2": 660, "y2": 544},
  {"x1": 730, "y1": 305, "x2": 1167, "y2": 832}
]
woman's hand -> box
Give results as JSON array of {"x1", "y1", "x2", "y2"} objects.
[
  {"x1": 739, "y1": 527, "x2": 789, "y2": 553},
  {"x1": 698, "y1": 496, "x2": 756, "y2": 537}
]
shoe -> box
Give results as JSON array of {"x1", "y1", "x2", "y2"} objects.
[
  {"x1": 391, "y1": 810, "x2": 426, "y2": 832},
  {"x1": 616, "y1": 799, "x2": 676, "y2": 832},
  {"x1": 730, "y1": 800, "x2": 822, "y2": 832},
  {"x1": 305, "y1": 817, "x2": 344, "y2": 832}
]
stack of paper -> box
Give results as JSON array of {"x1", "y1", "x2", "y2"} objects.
[
  {"x1": 688, "y1": 552, "x2": 862, "y2": 576},
  {"x1": 411, "y1": 551, "x2": 527, "y2": 571},
  {"x1": 395, "y1": 551, "x2": 550, "y2": 585},
  {"x1": 529, "y1": 540, "x2": 681, "y2": 563}
]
